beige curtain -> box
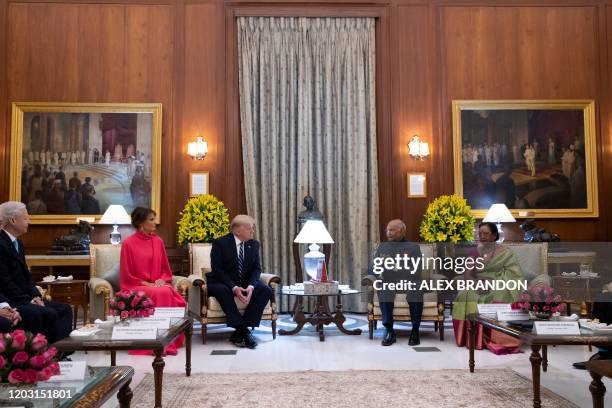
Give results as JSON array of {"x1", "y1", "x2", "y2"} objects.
[{"x1": 237, "y1": 17, "x2": 379, "y2": 311}]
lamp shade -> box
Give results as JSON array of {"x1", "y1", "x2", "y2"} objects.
[
  {"x1": 99, "y1": 205, "x2": 131, "y2": 225},
  {"x1": 294, "y1": 220, "x2": 334, "y2": 244},
  {"x1": 483, "y1": 204, "x2": 516, "y2": 223}
]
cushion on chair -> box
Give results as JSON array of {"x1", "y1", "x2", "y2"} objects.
[
  {"x1": 503, "y1": 242, "x2": 548, "y2": 281},
  {"x1": 189, "y1": 243, "x2": 213, "y2": 277},
  {"x1": 101, "y1": 264, "x2": 121, "y2": 292},
  {"x1": 91, "y1": 244, "x2": 122, "y2": 278}
]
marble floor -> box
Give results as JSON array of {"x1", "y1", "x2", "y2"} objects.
[{"x1": 76, "y1": 314, "x2": 609, "y2": 408}]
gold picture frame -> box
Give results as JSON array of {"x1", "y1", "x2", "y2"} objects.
[
  {"x1": 452, "y1": 100, "x2": 598, "y2": 218},
  {"x1": 189, "y1": 171, "x2": 209, "y2": 196},
  {"x1": 407, "y1": 172, "x2": 427, "y2": 198},
  {"x1": 10, "y1": 102, "x2": 163, "y2": 224}
]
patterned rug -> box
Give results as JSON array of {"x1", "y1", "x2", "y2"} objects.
[{"x1": 129, "y1": 369, "x2": 578, "y2": 408}]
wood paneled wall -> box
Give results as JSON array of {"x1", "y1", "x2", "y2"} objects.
[{"x1": 1, "y1": 0, "x2": 611, "y2": 255}]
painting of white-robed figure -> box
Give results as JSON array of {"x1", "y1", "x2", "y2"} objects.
[
  {"x1": 452, "y1": 100, "x2": 598, "y2": 218},
  {"x1": 9, "y1": 103, "x2": 162, "y2": 224}
]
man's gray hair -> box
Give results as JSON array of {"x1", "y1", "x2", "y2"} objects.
[{"x1": 0, "y1": 201, "x2": 26, "y2": 228}]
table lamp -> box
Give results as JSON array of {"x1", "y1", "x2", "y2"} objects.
[
  {"x1": 483, "y1": 203, "x2": 516, "y2": 243},
  {"x1": 294, "y1": 220, "x2": 334, "y2": 282},
  {"x1": 99, "y1": 205, "x2": 131, "y2": 245}
]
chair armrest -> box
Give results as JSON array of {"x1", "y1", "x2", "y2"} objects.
[
  {"x1": 361, "y1": 275, "x2": 376, "y2": 304},
  {"x1": 188, "y1": 274, "x2": 205, "y2": 288},
  {"x1": 260, "y1": 273, "x2": 280, "y2": 286},
  {"x1": 89, "y1": 277, "x2": 113, "y2": 295},
  {"x1": 172, "y1": 275, "x2": 191, "y2": 301}
]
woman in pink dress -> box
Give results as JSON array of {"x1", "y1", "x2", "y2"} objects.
[{"x1": 120, "y1": 207, "x2": 186, "y2": 355}]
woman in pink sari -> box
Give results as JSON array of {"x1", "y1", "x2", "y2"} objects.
[{"x1": 120, "y1": 207, "x2": 186, "y2": 355}]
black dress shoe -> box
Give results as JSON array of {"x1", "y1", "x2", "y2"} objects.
[
  {"x1": 573, "y1": 352, "x2": 612, "y2": 370},
  {"x1": 243, "y1": 331, "x2": 258, "y2": 349},
  {"x1": 381, "y1": 328, "x2": 396, "y2": 346},
  {"x1": 230, "y1": 330, "x2": 246, "y2": 347},
  {"x1": 408, "y1": 330, "x2": 420, "y2": 346}
]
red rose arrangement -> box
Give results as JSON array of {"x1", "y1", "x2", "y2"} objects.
[
  {"x1": 512, "y1": 285, "x2": 566, "y2": 316},
  {"x1": 0, "y1": 330, "x2": 60, "y2": 384},
  {"x1": 109, "y1": 289, "x2": 155, "y2": 321}
]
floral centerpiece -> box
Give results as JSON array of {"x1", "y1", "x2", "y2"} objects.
[
  {"x1": 177, "y1": 194, "x2": 230, "y2": 246},
  {"x1": 420, "y1": 195, "x2": 475, "y2": 243},
  {"x1": 0, "y1": 330, "x2": 60, "y2": 384},
  {"x1": 512, "y1": 286, "x2": 566, "y2": 319},
  {"x1": 109, "y1": 289, "x2": 155, "y2": 322}
]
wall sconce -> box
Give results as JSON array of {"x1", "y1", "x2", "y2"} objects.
[
  {"x1": 408, "y1": 134, "x2": 430, "y2": 160},
  {"x1": 188, "y1": 136, "x2": 208, "y2": 160}
]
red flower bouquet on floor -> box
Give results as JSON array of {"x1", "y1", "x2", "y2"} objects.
[
  {"x1": 109, "y1": 289, "x2": 155, "y2": 321},
  {"x1": 512, "y1": 285, "x2": 566, "y2": 319},
  {"x1": 0, "y1": 330, "x2": 60, "y2": 384}
]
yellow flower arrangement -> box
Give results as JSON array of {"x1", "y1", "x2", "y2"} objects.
[
  {"x1": 419, "y1": 195, "x2": 475, "y2": 243},
  {"x1": 177, "y1": 194, "x2": 230, "y2": 246}
]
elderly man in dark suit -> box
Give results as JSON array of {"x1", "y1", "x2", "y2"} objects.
[
  {"x1": 0, "y1": 201, "x2": 72, "y2": 343},
  {"x1": 374, "y1": 219, "x2": 423, "y2": 347},
  {"x1": 206, "y1": 215, "x2": 272, "y2": 349}
]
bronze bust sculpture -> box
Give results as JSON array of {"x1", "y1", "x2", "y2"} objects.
[
  {"x1": 520, "y1": 219, "x2": 560, "y2": 242},
  {"x1": 297, "y1": 195, "x2": 324, "y2": 230}
]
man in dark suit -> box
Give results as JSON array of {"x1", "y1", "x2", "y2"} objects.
[
  {"x1": 207, "y1": 215, "x2": 272, "y2": 349},
  {"x1": 374, "y1": 219, "x2": 423, "y2": 346},
  {"x1": 0, "y1": 201, "x2": 72, "y2": 343}
]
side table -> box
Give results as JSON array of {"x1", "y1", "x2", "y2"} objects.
[
  {"x1": 552, "y1": 275, "x2": 601, "y2": 317},
  {"x1": 38, "y1": 279, "x2": 89, "y2": 328},
  {"x1": 587, "y1": 360, "x2": 612, "y2": 408},
  {"x1": 279, "y1": 288, "x2": 362, "y2": 341}
]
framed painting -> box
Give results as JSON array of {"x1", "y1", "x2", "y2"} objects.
[
  {"x1": 10, "y1": 102, "x2": 162, "y2": 224},
  {"x1": 407, "y1": 172, "x2": 427, "y2": 198},
  {"x1": 189, "y1": 171, "x2": 209, "y2": 196},
  {"x1": 452, "y1": 100, "x2": 598, "y2": 218}
]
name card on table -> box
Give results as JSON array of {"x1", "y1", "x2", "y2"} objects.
[
  {"x1": 111, "y1": 327, "x2": 157, "y2": 340},
  {"x1": 534, "y1": 321, "x2": 581, "y2": 336},
  {"x1": 130, "y1": 317, "x2": 171, "y2": 330},
  {"x1": 497, "y1": 310, "x2": 530, "y2": 321},
  {"x1": 153, "y1": 307, "x2": 185, "y2": 318},
  {"x1": 45, "y1": 361, "x2": 87, "y2": 382},
  {"x1": 477, "y1": 304, "x2": 511, "y2": 318}
]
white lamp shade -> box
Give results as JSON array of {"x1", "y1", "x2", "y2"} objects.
[
  {"x1": 294, "y1": 220, "x2": 334, "y2": 244},
  {"x1": 483, "y1": 204, "x2": 516, "y2": 223},
  {"x1": 99, "y1": 205, "x2": 131, "y2": 225}
]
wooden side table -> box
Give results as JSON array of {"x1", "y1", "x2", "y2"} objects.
[
  {"x1": 552, "y1": 275, "x2": 601, "y2": 316},
  {"x1": 586, "y1": 360, "x2": 612, "y2": 408},
  {"x1": 37, "y1": 279, "x2": 89, "y2": 328}
]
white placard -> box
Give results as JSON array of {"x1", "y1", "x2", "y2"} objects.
[
  {"x1": 190, "y1": 172, "x2": 209, "y2": 196},
  {"x1": 534, "y1": 321, "x2": 581, "y2": 336},
  {"x1": 45, "y1": 361, "x2": 87, "y2": 382},
  {"x1": 477, "y1": 303, "x2": 511, "y2": 317},
  {"x1": 153, "y1": 307, "x2": 185, "y2": 318},
  {"x1": 497, "y1": 310, "x2": 530, "y2": 321},
  {"x1": 111, "y1": 327, "x2": 157, "y2": 340},
  {"x1": 130, "y1": 317, "x2": 171, "y2": 329}
]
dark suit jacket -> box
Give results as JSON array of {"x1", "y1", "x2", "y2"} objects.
[
  {"x1": 0, "y1": 230, "x2": 41, "y2": 305},
  {"x1": 207, "y1": 233, "x2": 263, "y2": 289}
]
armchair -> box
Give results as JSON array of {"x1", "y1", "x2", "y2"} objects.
[
  {"x1": 362, "y1": 243, "x2": 445, "y2": 341},
  {"x1": 88, "y1": 244, "x2": 191, "y2": 321},
  {"x1": 188, "y1": 243, "x2": 281, "y2": 344}
]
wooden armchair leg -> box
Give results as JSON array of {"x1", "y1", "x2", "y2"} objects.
[
  {"x1": 201, "y1": 324, "x2": 207, "y2": 344},
  {"x1": 434, "y1": 321, "x2": 438, "y2": 332},
  {"x1": 439, "y1": 321, "x2": 444, "y2": 341},
  {"x1": 368, "y1": 320, "x2": 374, "y2": 339},
  {"x1": 272, "y1": 320, "x2": 277, "y2": 339},
  {"x1": 374, "y1": 320, "x2": 377, "y2": 330}
]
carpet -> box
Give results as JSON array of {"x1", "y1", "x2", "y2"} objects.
[{"x1": 129, "y1": 369, "x2": 578, "y2": 408}]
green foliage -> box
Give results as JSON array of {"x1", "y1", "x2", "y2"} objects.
[
  {"x1": 177, "y1": 194, "x2": 230, "y2": 246},
  {"x1": 419, "y1": 194, "x2": 475, "y2": 243}
]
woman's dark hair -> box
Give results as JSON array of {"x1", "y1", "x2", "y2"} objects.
[
  {"x1": 131, "y1": 207, "x2": 156, "y2": 229},
  {"x1": 478, "y1": 222, "x2": 499, "y2": 241}
]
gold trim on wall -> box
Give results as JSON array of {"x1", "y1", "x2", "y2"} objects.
[
  {"x1": 10, "y1": 102, "x2": 163, "y2": 224},
  {"x1": 452, "y1": 100, "x2": 598, "y2": 218}
]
